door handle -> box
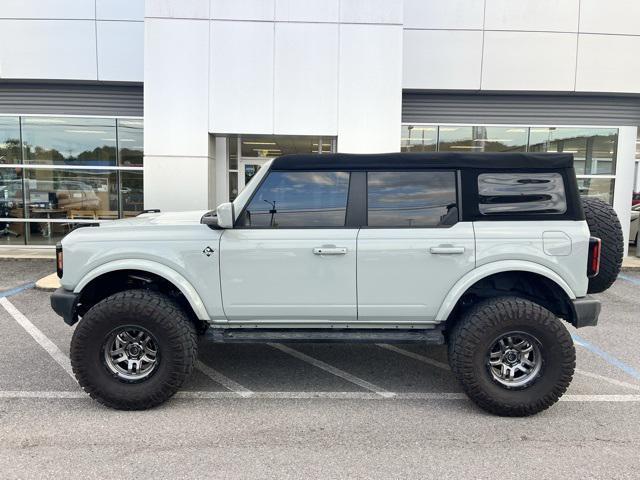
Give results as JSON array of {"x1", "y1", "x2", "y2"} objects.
[
  {"x1": 430, "y1": 246, "x2": 465, "y2": 255},
  {"x1": 313, "y1": 247, "x2": 347, "y2": 255}
]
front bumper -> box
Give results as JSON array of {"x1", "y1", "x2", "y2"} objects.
[
  {"x1": 50, "y1": 287, "x2": 80, "y2": 326},
  {"x1": 570, "y1": 295, "x2": 601, "y2": 328}
]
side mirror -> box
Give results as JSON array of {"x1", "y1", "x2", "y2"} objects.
[{"x1": 216, "y1": 202, "x2": 234, "y2": 229}]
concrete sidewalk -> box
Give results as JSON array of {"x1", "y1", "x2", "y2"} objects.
[{"x1": 0, "y1": 248, "x2": 55, "y2": 259}]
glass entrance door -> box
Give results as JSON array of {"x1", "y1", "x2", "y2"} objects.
[{"x1": 238, "y1": 157, "x2": 270, "y2": 191}]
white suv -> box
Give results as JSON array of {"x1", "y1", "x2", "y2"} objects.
[{"x1": 51, "y1": 152, "x2": 623, "y2": 416}]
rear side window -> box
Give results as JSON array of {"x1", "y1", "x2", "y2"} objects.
[
  {"x1": 236, "y1": 171, "x2": 349, "y2": 228},
  {"x1": 367, "y1": 171, "x2": 458, "y2": 227},
  {"x1": 478, "y1": 172, "x2": 567, "y2": 215}
]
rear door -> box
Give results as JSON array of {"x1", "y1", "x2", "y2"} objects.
[{"x1": 356, "y1": 171, "x2": 475, "y2": 324}]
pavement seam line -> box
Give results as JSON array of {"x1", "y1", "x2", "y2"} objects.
[
  {"x1": 268, "y1": 343, "x2": 394, "y2": 398},
  {"x1": 0, "y1": 297, "x2": 76, "y2": 380},
  {"x1": 195, "y1": 360, "x2": 254, "y2": 397},
  {"x1": 376, "y1": 344, "x2": 451, "y2": 371}
]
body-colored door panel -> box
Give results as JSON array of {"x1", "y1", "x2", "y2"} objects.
[{"x1": 356, "y1": 222, "x2": 475, "y2": 324}]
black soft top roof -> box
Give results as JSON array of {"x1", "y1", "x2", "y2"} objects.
[{"x1": 270, "y1": 152, "x2": 573, "y2": 171}]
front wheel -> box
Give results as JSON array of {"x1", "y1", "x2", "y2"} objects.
[
  {"x1": 70, "y1": 290, "x2": 197, "y2": 410},
  {"x1": 448, "y1": 297, "x2": 575, "y2": 416}
]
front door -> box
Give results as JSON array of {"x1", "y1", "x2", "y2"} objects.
[
  {"x1": 220, "y1": 170, "x2": 357, "y2": 324},
  {"x1": 357, "y1": 171, "x2": 475, "y2": 324}
]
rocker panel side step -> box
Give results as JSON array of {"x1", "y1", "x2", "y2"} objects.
[{"x1": 206, "y1": 328, "x2": 444, "y2": 344}]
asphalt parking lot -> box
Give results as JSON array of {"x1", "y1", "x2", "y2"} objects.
[{"x1": 0, "y1": 259, "x2": 639, "y2": 479}]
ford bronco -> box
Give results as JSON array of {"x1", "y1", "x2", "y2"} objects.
[{"x1": 51, "y1": 152, "x2": 623, "y2": 416}]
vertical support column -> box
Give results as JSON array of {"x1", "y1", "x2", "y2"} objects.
[
  {"x1": 613, "y1": 126, "x2": 637, "y2": 257},
  {"x1": 143, "y1": 4, "x2": 212, "y2": 211}
]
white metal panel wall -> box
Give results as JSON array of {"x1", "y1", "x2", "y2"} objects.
[
  {"x1": 338, "y1": 24, "x2": 403, "y2": 153},
  {"x1": 0, "y1": 20, "x2": 97, "y2": 80},
  {"x1": 97, "y1": 21, "x2": 144, "y2": 82},
  {"x1": 402, "y1": 0, "x2": 640, "y2": 95},
  {"x1": 0, "y1": 0, "x2": 143, "y2": 82},
  {"x1": 482, "y1": 32, "x2": 577, "y2": 91},
  {"x1": 210, "y1": 21, "x2": 274, "y2": 134},
  {"x1": 403, "y1": 30, "x2": 482, "y2": 90},
  {"x1": 274, "y1": 23, "x2": 339, "y2": 135}
]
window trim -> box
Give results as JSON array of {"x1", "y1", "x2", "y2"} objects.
[
  {"x1": 362, "y1": 169, "x2": 460, "y2": 229},
  {"x1": 233, "y1": 170, "x2": 353, "y2": 230}
]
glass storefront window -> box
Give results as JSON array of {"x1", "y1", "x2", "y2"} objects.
[
  {"x1": 22, "y1": 117, "x2": 117, "y2": 166},
  {"x1": 24, "y1": 169, "x2": 118, "y2": 220},
  {"x1": 0, "y1": 167, "x2": 23, "y2": 220},
  {"x1": 117, "y1": 119, "x2": 143, "y2": 166},
  {"x1": 121, "y1": 170, "x2": 144, "y2": 216},
  {"x1": 577, "y1": 178, "x2": 615, "y2": 205},
  {"x1": 438, "y1": 126, "x2": 527, "y2": 152},
  {"x1": 0, "y1": 117, "x2": 21, "y2": 165},
  {"x1": 528, "y1": 127, "x2": 618, "y2": 175},
  {"x1": 0, "y1": 115, "x2": 143, "y2": 245},
  {"x1": 240, "y1": 135, "x2": 320, "y2": 158},
  {"x1": 401, "y1": 125, "x2": 437, "y2": 152},
  {"x1": 0, "y1": 222, "x2": 26, "y2": 245}
]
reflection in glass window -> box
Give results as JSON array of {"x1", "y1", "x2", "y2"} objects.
[
  {"x1": 401, "y1": 125, "x2": 437, "y2": 152},
  {"x1": 478, "y1": 173, "x2": 567, "y2": 215},
  {"x1": 24, "y1": 169, "x2": 118, "y2": 220},
  {"x1": 238, "y1": 171, "x2": 349, "y2": 228},
  {"x1": 121, "y1": 170, "x2": 144, "y2": 216},
  {"x1": 0, "y1": 167, "x2": 23, "y2": 220},
  {"x1": 528, "y1": 127, "x2": 618, "y2": 175},
  {"x1": 0, "y1": 222, "x2": 26, "y2": 245},
  {"x1": 367, "y1": 172, "x2": 458, "y2": 227},
  {"x1": 438, "y1": 126, "x2": 527, "y2": 152},
  {"x1": 0, "y1": 117, "x2": 21, "y2": 164},
  {"x1": 577, "y1": 178, "x2": 615, "y2": 205},
  {"x1": 22, "y1": 117, "x2": 117, "y2": 166},
  {"x1": 25, "y1": 222, "x2": 95, "y2": 246},
  {"x1": 117, "y1": 119, "x2": 143, "y2": 166}
]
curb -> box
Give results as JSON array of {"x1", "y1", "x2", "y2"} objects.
[{"x1": 35, "y1": 273, "x2": 60, "y2": 292}]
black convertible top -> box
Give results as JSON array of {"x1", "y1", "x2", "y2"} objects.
[{"x1": 270, "y1": 152, "x2": 573, "y2": 171}]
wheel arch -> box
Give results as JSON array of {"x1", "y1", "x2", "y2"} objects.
[
  {"x1": 74, "y1": 260, "x2": 210, "y2": 322},
  {"x1": 437, "y1": 261, "x2": 577, "y2": 328}
]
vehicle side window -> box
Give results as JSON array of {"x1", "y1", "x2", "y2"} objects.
[
  {"x1": 367, "y1": 171, "x2": 458, "y2": 228},
  {"x1": 236, "y1": 171, "x2": 350, "y2": 228},
  {"x1": 478, "y1": 172, "x2": 567, "y2": 215}
]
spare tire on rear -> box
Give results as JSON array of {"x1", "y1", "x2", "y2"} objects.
[{"x1": 581, "y1": 197, "x2": 623, "y2": 293}]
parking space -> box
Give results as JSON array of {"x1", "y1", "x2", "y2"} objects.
[{"x1": 0, "y1": 259, "x2": 639, "y2": 478}]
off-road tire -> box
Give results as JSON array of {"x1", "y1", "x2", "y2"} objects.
[
  {"x1": 581, "y1": 197, "x2": 623, "y2": 293},
  {"x1": 448, "y1": 297, "x2": 575, "y2": 417},
  {"x1": 70, "y1": 290, "x2": 197, "y2": 410}
]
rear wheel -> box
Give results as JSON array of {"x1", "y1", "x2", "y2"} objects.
[
  {"x1": 70, "y1": 290, "x2": 197, "y2": 410},
  {"x1": 448, "y1": 297, "x2": 575, "y2": 416}
]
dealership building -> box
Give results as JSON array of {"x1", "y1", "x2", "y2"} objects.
[{"x1": 1, "y1": 0, "x2": 640, "y2": 253}]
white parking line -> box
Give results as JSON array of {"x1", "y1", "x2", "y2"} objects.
[
  {"x1": 376, "y1": 344, "x2": 451, "y2": 371},
  {"x1": 0, "y1": 297, "x2": 75, "y2": 380},
  {"x1": 575, "y1": 368, "x2": 640, "y2": 392},
  {"x1": 195, "y1": 360, "x2": 254, "y2": 397},
  {"x1": 269, "y1": 343, "x2": 395, "y2": 398},
  {"x1": 378, "y1": 343, "x2": 640, "y2": 393},
  {"x1": 0, "y1": 390, "x2": 639, "y2": 402}
]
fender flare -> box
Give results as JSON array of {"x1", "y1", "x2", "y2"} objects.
[
  {"x1": 74, "y1": 259, "x2": 210, "y2": 321},
  {"x1": 435, "y1": 260, "x2": 576, "y2": 322}
]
